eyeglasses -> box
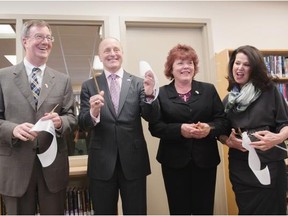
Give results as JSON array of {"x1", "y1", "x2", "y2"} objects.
[{"x1": 29, "y1": 34, "x2": 55, "y2": 43}]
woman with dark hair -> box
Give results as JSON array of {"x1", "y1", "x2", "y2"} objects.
[
  {"x1": 219, "y1": 45, "x2": 288, "y2": 215},
  {"x1": 149, "y1": 44, "x2": 229, "y2": 215}
]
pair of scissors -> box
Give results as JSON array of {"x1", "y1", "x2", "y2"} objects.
[{"x1": 234, "y1": 127, "x2": 242, "y2": 138}]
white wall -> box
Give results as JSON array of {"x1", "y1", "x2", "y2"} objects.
[{"x1": 1, "y1": 1, "x2": 288, "y2": 52}]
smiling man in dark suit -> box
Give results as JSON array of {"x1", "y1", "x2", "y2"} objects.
[
  {"x1": 0, "y1": 20, "x2": 77, "y2": 214},
  {"x1": 78, "y1": 37, "x2": 159, "y2": 215}
]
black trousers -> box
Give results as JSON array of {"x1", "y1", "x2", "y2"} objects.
[
  {"x1": 162, "y1": 160, "x2": 217, "y2": 215},
  {"x1": 89, "y1": 158, "x2": 147, "y2": 215}
]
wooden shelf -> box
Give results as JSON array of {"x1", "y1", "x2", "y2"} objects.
[
  {"x1": 272, "y1": 77, "x2": 288, "y2": 83},
  {"x1": 219, "y1": 49, "x2": 288, "y2": 57},
  {"x1": 69, "y1": 155, "x2": 88, "y2": 177}
]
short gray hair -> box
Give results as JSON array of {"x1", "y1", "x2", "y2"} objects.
[{"x1": 21, "y1": 20, "x2": 52, "y2": 40}]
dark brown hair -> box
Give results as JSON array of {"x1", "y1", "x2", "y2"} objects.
[{"x1": 227, "y1": 45, "x2": 273, "y2": 91}]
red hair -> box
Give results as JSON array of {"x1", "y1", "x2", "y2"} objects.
[{"x1": 164, "y1": 44, "x2": 199, "y2": 80}]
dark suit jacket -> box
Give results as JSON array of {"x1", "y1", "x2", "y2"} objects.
[
  {"x1": 78, "y1": 71, "x2": 159, "y2": 180},
  {"x1": 149, "y1": 80, "x2": 229, "y2": 168},
  {"x1": 0, "y1": 62, "x2": 77, "y2": 197}
]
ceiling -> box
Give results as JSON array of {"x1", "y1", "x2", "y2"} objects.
[{"x1": 0, "y1": 24, "x2": 102, "y2": 91}]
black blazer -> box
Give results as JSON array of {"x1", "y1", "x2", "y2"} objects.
[
  {"x1": 149, "y1": 80, "x2": 229, "y2": 168},
  {"x1": 78, "y1": 71, "x2": 159, "y2": 180}
]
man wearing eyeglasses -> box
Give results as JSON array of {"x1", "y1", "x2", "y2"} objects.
[{"x1": 0, "y1": 20, "x2": 77, "y2": 214}]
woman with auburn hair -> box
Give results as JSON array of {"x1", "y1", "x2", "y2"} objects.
[{"x1": 149, "y1": 44, "x2": 229, "y2": 215}]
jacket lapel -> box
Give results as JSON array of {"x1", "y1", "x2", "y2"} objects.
[
  {"x1": 188, "y1": 80, "x2": 202, "y2": 104},
  {"x1": 117, "y1": 72, "x2": 132, "y2": 115},
  {"x1": 37, "y1": 67, "x2": 55, "y2": 110},
  {"x1": 99, "y1": 71, "x2": 132, "y2": 117},
  {"x1": 166, "y1": 80, "x2": 202, "y2": 104},
  {"x1": 13, "y1": 63, "x2": 36, "y2": 110},
  {"x1": 97, "y1": 73, "x2": 117, "y2": 116}
]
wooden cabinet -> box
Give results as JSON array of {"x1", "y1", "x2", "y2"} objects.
[
  {"x1": 68, "y1": 155, "x2": 88, "y2": 191},
  {"x1": 67, "y1": 155, "x2": 91, "y2": 215},
  {"x1": 69, "y1": 155, "x2": 88, "y2": 177},
  {"x1": 215, "y1": 49, "x2": 288, "y2": 215}
]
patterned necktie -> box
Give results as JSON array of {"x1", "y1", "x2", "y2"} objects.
[
  {"x1": 109, "y1": 73, "x2": 120, "y2": 114},
  {"x1": 30, "y1": 67, "x2": 41, "y2": 106}
]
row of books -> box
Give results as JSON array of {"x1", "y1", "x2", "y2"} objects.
[
  {"x1": 276, "y1": 83, "x2": 288, "y2": 103},
  {"x1": 264, "y1": 55, "x2": 288, "y2": 78},
  {"x1": 65, "y1": 187, "x2": 93, "y2": 215}
]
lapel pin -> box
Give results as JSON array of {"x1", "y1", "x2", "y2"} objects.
[
  {"x1": 195, "y1": 90, "x2": 199, "y2": 94},
  {"x1": 127, "y1": 78, "x2": 131, "y2": 82},
  {"x1": 45, "y1": 83, "x2": 48, "y2": 88}
]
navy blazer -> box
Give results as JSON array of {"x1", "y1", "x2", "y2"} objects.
[
  {"x1": 78, "y1": 71, "x2": 159, "y2": 180},
  {"x1": 149, "y1": 80, "x2": 229, "y2": 168}
]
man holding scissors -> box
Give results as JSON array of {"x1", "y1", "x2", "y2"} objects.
[
  {"x1": 78, "y1": 37, "x2": 159, "y2": 214},
  {"x1": 0, "y1": 20, "x2": 77, "y2": 214}
]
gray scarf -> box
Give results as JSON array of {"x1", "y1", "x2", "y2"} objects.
[{"x1": 225, "y1": 82, "x2": 261, "y2": 113}]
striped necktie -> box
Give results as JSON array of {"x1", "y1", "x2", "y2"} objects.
[
  {"x1": 30, "y1": 67, "x2": 41, "y2": 107},
  {"x1": 109, "y1": 73, "x2": 120, "y2": 114}
]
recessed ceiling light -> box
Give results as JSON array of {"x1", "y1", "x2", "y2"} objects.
[
  {"x1": 0, "y1": 24, "x2": 15, "y2": 34},
  {"x1": 4, "y1": 55, "x2": 16, "y2": 65}
]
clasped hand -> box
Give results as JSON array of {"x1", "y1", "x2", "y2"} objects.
[
  {"x1": 13, "y1": 111, "x2": 62, "y2": 142},
  {"x1": 250, "y1": 130, "x2": 284, "y2": 151},
  {"x1": 225, "y1": 129, "x2": 281, "y2": 152},
  {"x1": 225, "y1": 128, "x2": 247, "y2": 152},
  {"x1": 181, "y1": 122, "x2": 211, "y2": 139}
]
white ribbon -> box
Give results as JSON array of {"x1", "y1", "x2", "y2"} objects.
[
  {"x1": 242, "y1": 132, "x2": 271, "y2": 185},
  {"x1": 30, "y1": 119, "x2": 57, "y2": 167},
  {"x1": 139, "y1": 60, "x2": 159, "y2": 100}
]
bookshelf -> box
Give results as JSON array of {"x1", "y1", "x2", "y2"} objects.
[
  {"x1": 69, "y1": 155, "x2": 88, "y2": 177},
  {"x1": 215, "y1": 49, "x2": 288, "y2": 215},
  {"x1": 67, "y1": 155, "x2": 91, "y2": 215}
]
